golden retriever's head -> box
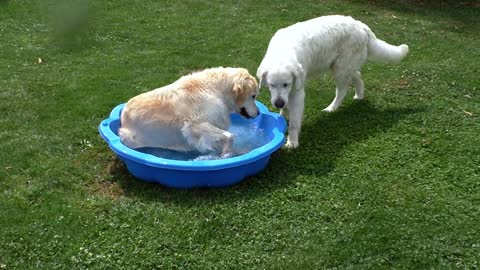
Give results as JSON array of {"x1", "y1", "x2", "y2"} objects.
[{"x1": 232, "y1": 69, "x2": 259, "y2": 119}]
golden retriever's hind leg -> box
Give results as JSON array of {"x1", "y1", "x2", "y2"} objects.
[
  {"x1": 181, "y1": 122, "x2": 233, "y2": 156},
  {"x1": 119, "y1": 127, "x2": 142, "y2": 149}
]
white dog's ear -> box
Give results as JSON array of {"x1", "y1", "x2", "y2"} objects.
[
  {"x1": 290, "y1": 63, "x2": 305, "y2": 90},
  {"x1": 256, "y1": 68, "x2": 267, "y2": 90}
]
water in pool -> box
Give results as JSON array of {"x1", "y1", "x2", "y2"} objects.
[{"x1": 139, "y1": 121, "x2": 270, "y2": 161}]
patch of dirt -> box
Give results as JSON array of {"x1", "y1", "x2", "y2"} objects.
[
  {"x1": 92, "y1": 179, "x2": 125, "y2": 199},
  {"x1": 90, "y1": 154, "x2": 129, "y2": 200}
]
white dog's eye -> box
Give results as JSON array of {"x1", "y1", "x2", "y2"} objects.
[
  {"x1": 252, "y1": 94, "x2": 256, "y2": 99},
  {"x1": 283, "y1": 83, "x2": 288, "y2": 87}
]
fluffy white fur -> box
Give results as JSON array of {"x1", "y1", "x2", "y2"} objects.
[
  {"x1": 257, "y1": 15, "x2": 409, "y2": 148},
  {"x1": 119, "y1": 67, "x2": 259, "y2": 155}
]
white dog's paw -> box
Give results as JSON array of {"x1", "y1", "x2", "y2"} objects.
[
  {"x1": 284, "y1": 139, "x2": 299, "y2": 149},
  {"x1": 322, "y1": 106, "x2": 336, "y2": 113},
  {"x1": 353, "y1": 94, "x2": 364, "y2": 100}
]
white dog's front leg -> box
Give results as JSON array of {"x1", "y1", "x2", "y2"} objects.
[
  {"x1": 285, "y1": 89, "x2": 305, "y2": 149},
  {"x1": 280, "y1": 108, "x2": 288, "y2": 119}
]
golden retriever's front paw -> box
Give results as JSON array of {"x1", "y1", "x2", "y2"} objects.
[{"x1": 284, "y1": 139, "x2": 299, "y2": 149}]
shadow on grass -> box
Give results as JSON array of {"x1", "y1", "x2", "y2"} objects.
[
  {"x1": 106, "y1": 100, "x2": 423, "y2": 205},
  {"x1": 350, "y1": 0, "x2": 478, "y2": 25}
]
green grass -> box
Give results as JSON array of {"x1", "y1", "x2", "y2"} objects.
[{"x1": 1, "y1": 0, "x2": 479, "y2": 269}]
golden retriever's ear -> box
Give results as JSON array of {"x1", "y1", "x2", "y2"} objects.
[
  {"x1": 233, "y1": 73, "x2": 257, "y2": 105},
  {"x1": 233, "y1": 76, "x2": 247, "y2": 105}
]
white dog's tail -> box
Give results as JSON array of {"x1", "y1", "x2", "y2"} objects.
[{"x1": 367, "y1": 35, "x2": 409, "y2": 64}]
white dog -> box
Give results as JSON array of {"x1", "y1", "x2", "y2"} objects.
[
  {"x1": 119, "y1": 67, "x2": 259, "y2": 155},
  {"x1": 257, "y1": 15, "x2": 409, "y2": 148}
]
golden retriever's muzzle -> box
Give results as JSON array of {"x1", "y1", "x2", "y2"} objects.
[{"x1": 239, "y1": 107, "x2": 259, "y2": 119}]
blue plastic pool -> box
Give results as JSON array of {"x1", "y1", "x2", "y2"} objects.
[{"x1": 99, "y1": 101, "x2": 286, "y2": 188}]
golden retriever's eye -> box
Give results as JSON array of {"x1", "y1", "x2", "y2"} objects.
[{"x1": 283, "y1": 83, "x2": 288, "y2": 87}]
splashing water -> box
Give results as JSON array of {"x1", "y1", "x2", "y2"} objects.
[{"x1": 139, "y1": 121, "x2": 270, "y2": 161}]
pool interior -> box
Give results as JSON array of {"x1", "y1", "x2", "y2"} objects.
[{"x1": 109, "y1": 113, "x2": 276, "y2": 161}]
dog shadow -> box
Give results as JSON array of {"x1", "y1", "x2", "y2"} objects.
[
  {"x1": 106, "y1": 100, "x2": 422, "y2": 205},
  {"x1": 350, "y1": 0, "x2": 477, "y2": 26},
  {"x1": 263, "y1": 100, "x2": 422, "y2": 179}
]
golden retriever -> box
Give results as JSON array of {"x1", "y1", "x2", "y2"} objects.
[{"x1": 119, "y1": 67, "x2": 259, "y2": 156}]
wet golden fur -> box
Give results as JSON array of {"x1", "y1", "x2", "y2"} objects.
[{"x1": 119, "y1": 67, "x2": 259, "y2": 154}]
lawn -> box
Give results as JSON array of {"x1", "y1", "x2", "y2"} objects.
[{"x1": 1, "y1": 0, "x2": 479, "y2": 269}]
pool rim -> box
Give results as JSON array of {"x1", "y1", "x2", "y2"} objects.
[{"x1": 99, "y1": 101, "x2": 286, "y2": 171}]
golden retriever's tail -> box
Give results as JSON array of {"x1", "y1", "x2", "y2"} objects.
[{"x1": 367, "y1": 35, "x2": 409, "y2": 64}]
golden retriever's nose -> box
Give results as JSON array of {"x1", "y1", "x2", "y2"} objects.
[{"x1": 274, "y1": 99, "x2": 285, "y2": 109}]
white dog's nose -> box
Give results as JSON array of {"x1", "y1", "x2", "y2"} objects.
[{"x1": 274, "y1": 99, "x2": 285, "y2": 109}]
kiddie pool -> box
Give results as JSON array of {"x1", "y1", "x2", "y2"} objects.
[{"x1": 98, "y1": 101, "x2": 286, "y2": 189}]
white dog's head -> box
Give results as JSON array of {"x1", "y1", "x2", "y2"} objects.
[
  {"x1": 257, "y1": 62, "x2": 305, "y2": 109},
  {"x1": 232, "y1": 70, "x2": 259, "y2": 119}
]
